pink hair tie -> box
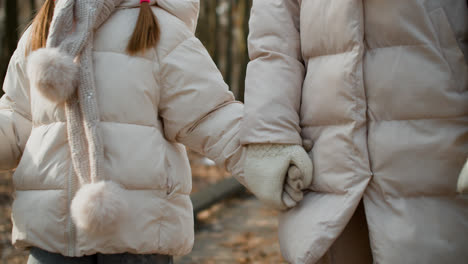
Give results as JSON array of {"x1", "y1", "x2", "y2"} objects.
[{"x1": 140, "y1": 0, "x2": 150, "y2": 3}]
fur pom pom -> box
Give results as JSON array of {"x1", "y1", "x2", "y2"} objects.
[
  {"x1": 27, "y1": 48, "x2": 78, "y2": 103},
  {"x1": 71, "y1": 181, "x2": 127, "y2": 234}
]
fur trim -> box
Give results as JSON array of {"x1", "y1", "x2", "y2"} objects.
[
  {"x1": 71, "y1": 181, "x2": 127, "y2": 234},
  {"x1": 457, "y1": 159, "x2": 468, "y2": 194},
  {"x1": 27, "y1": 48, "x2": 78, "y2": 103}
]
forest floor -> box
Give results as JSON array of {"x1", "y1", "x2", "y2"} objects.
[{"x1": 0, "y1": 152, "x2": 285, "y2": 264}]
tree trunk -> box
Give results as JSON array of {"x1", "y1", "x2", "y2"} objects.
[
  {"x1": 225, "y1": 0, "x2": 234, "y2": 88},
  {"x1": 1, "y1": 0, "x2": 19, "y2": 95},
  {"x1": 30, "y1": 0, "x2": 36, "y2": 11},
  {"x1": 29, "y1": 0, "x2": 37, "y2": 20},
  {"x1": 212, "y1": 0, "x2": 219, "y2": 66},
  {"x1": 4, "y1": 0, "x2": 18, "y2": 59},
  {"x1": 238, "y1": 0, "x2": 251, "y2": 102}
]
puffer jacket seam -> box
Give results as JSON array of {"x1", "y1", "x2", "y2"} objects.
[
  {"x1": 254, "y1": 49, "x2": 305, "y2": 64},
  {"x1": 375, "y1": 115, "x2": 468, "y2": 122},
  {"x1": 100, "y1": 120, "x2": 159, "y2": 128},
  {"x1": 92, "y1": 50, "x2": 155, "y2": 63},
  {"x1": 349, "y1": 5, "x2": 374, "y2": 183},
  {"x1": 302, "y1": 121, "x2": 356, "y2": 128},
  {"x1": 303, "y1": 3, "x2": 371, "y2": 263},
  {"x1": 159, "y1": 35, "x2": 192, "y2": 63},
  {"x1": 32, "y1": 121, "x2": 66, "y2": 128},
  {"x1": 14, "y1": 187, "x2": 190, "y2": 194},
  {"x1": 368, "y1": 43, "x2": 428, "y2": 51},
  {"x1": 382, "y1": 192, "x2": 463, "y2": 199},
  {"x1": 305, "y1": 50, "x2": 354, "y2": 61},
  {"x1": 32, "y1": 121, "x2": 164, "y2": 128},
  {"x1": 4, "y1": 102, "x2": 32, "y2": 122},
  {"x1": 302, "y1": 115, "x2": 468, "y2": 128},
  {"x1": 154, "y1": 34, "x2": 190, "y2": 116},
  {"x1": 338, "y1": 17, "x2": 372, "y2": 215},
  {"x1": 179, "y1": 101, "x2": 242, "y2": 139},
  {"x1": 152, "y1": 46, "x2": 162, "y2": 117}
]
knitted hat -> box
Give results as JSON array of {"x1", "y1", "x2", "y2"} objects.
[{"x1": 27, "y1": 0, "x2": 127, "y2": 234}]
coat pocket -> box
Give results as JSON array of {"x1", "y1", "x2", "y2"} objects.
[
  {"x1": 164, "y1": 155, "x2": 175, "y2": 197},
  {"x1": 428, "y1": 7, "x2": 468, "y2": 92}
]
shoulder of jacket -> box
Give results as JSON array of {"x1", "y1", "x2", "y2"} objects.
[
  {"x1": 11, "y1": 26, "x2": 33, "y2": 66},
  {"x1": 152, "y1": 7, "x2": 194, "y2": 60}
]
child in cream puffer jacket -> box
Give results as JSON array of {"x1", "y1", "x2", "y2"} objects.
[{"x1": 0, "y1": 0, "x2": 312, "y2": 263}]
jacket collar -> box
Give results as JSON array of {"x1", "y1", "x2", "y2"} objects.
[{"x1": 118, "y1": 0, "x2": 199, "y2": 33}]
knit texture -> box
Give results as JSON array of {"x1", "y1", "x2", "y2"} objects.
[
  {"x1": 243, "y1": 144, "x2": 313, "y2": 210},
  {"x1": 45, "y1": 0, "x2": 123, "y2": 186},
  {"x1": 34, "y1": 0, "x2": 126, "y2": 233}
]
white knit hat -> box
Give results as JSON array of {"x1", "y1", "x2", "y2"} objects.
[{"x1": 27, "y1": 0, "x2": 127, "y2": 234}]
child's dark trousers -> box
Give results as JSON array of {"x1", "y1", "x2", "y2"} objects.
[{"x1": 27, "y1": 247, "x2": 173, "y2": 264}]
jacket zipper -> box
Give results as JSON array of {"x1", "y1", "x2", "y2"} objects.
[{"x1": 67, "y1": 166, "x2": 77, "y2": 256}]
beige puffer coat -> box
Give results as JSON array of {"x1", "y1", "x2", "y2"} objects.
[
  {"x1": 242, "y1": 0, "x2": 468, "y2": 263},
  {"x1": 0, "y1": 0, "x2": 243, "y2": 257}
]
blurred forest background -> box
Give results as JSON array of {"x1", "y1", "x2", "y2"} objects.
[{"x1": 0, "y1": 0, "x2": 288, "y2": 263}]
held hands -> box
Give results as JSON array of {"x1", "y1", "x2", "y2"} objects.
[
  {"x1": 282, "y1": 165, "x2": 307, "y2": 208},
  {"x1": 243, "y1": 140, "x2": 313, "y2": 210}
]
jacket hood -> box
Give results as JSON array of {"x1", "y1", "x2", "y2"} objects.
[{"x1": 118, "y1": 0, "x2": 199, "y2": 33}]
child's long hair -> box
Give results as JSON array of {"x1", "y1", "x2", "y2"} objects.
[
  {"x1": 28, "y1": 0, "x2": 160, "y2": 55},
  {"x1": 29, "y1": 0, "x2": 55, "y2": 52},
  {"x1": 127, "y1": 2, "x2": 160, "y2": 55}
]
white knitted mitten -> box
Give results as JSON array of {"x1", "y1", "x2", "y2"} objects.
[
  {"x1": 457, "y1": 158, "x2": 468, "y2": 194},
  {"x1": 244, "y1": 144, "x2": 313, "y2": 210}
]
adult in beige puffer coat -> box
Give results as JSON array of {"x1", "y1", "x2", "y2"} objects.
[
  {"x1": 241, "y1": 0, "x2": 468, "y2": 263},
  {"x1": 0, "y1": 0, "x2": 249, "y2": 259}
]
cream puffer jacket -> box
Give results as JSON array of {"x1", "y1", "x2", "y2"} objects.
[
  {"x1": 242, "y1": 0, "x2": 468, "y2": 263},
  {"x1": 0, "y1": 0, "x2": 244, "y2": 257}
]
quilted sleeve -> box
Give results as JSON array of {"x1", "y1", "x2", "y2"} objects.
[
  {"x1": 0, "y1": 42, "x2": 33, "y2": 172},
  {"x1": 240, "y1": 0, "x2": 304, "y2": 145},
  {"x1": 158, "y1": 36, "x2": 244, "y2": 177}
]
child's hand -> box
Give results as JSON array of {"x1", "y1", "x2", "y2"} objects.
[
  {"x1": 243, "y1": 144, "x2": 313, "y2": 210},
  {"x1": 457, "y1": 158, "x2": 468, "y2": 194}
]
